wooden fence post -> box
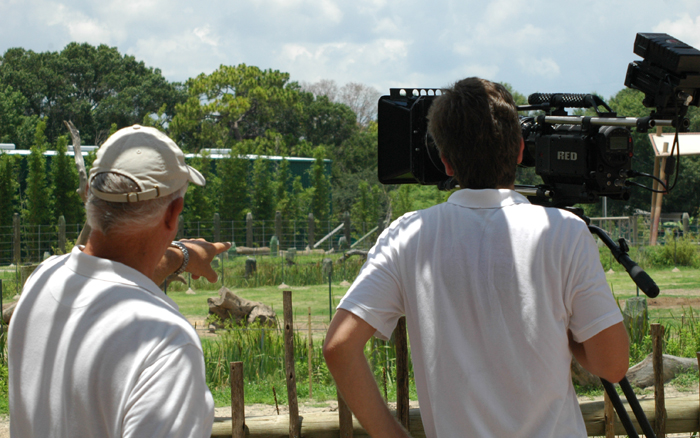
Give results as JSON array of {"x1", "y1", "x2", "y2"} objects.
[
  {"x1": 214, "y1": 213, "x2": 221, "y2": 242},
  {"x1": 307, "y1": 213, "x2": 315, "y2": 250},
  {"x1": 395, "y1": 316, "x2": 410, "y2": 430},
  {"x1": 308, "y1": 306, "x2": 313, "y2": 399},
  {"x1": 652, "y1": 323, "x2": 666, "y2": 437},
  {"x1": 344, "y1": 211, "x2": 351, "y2": 244},
  {"x1": 283, "y1": 291, "x2": 301, "y2": 438},
  {"x1": 603, "y1": 389, "x2": 615, "y2": 438},
  {"x1": 230, "y1": 361, "x2": 245, "y2": 438},
  {"x1": 177, "y1": 215, "x2": 184, "y2": 240},
  {"x1": 697, "y1": 352, "x2": 700, "y2": 410},
  {"x1": 13, "y1": 213, "x2": 20, "y2": 265},
  {"x1": 275, "y1": 211, "x2": 282, "y2": 247},
  {"x1": 338, "y1": 390, "x2": 353, "y2": 437},
  {"x1": 58, "y1": 215, "x2": 66, "y2": 254},
  {"x1": 246, "y1": 213, "x2": 254, "y2": 248}
]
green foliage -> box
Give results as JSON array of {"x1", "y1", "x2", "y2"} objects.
[
  {"x1": 250, "y1": 157, "x2": 275, "y2": 221},
  {"x1": 0, "y1": 43, "x2": 185, "y2": 146},
  {"x1": 171, "y1": 64, "x2": 301, "y2": 152},
  {"x1": 0, "y1": 84, "x2": 38, "y2": 149},
  {"x1": 351, "y1": 181, "x2": 381, "y2": 235},
  {"x1": 183, "y1": 151, "x2": 216, "y2": 223},
  {"x1": 307, "y1": 146, "x2": 331, "y2": 223},
  {"x1": 201, "y1": 320, "x2": 414, "y2": 406},
  {"x1": 633, "y1": 237, "x2": 700, "y2": 268},
  {"x1": 23, "y1": 120, "x2": 52, "y2": 226},
  {"x1": 51, "y1": 136, "x2": 84, "y2": 225},
  {"x1": 0, "y1": 153, "x2": 19, "y2": 229},
  {"x1": 216, "y1": 148, "x2": 250, "y2": 222}
]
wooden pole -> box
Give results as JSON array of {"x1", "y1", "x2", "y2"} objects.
[
  {"x1": 697, "y1": 352, "x2": 700, "y2": 411},
  {"x1": 395, "y1": 316, "x2": 410, "y2": 430},
  {"x1": 652, "y1": 323, "x2": 666, "y2": 437},
  {"x1": 603, "y1": 389, "x2": 615, "y2": 438},
  {"x1": 337, "y1": 390, "x2": 354, "y2": 437},
  {"x1": 308, "y1": 306, "x2": 313, "y2": 399},
  {"x1": 230, "y1": 362, "x2": 245, "y2": 438},
  {"x1": 650, "y1": 141, "x2": 670, "y2": 246},
  {"x1": 283, "y1": 291, "x2": 301, "y2": 438}
]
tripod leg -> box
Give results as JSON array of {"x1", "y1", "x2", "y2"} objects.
[
  {"x1": 601, "y1": 379, "x2": 640, "y2": 438},
  {"x1": 618, "y1": 377, "x2": 657, "y2": 438}
]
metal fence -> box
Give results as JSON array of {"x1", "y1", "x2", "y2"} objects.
[{"x1": 1, "y1": 214, "x2": 384, "y2": 265}]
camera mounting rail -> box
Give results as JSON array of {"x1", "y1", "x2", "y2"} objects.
[{"x1": 530, "y1": 114, "x2": 675, "y2": 133}]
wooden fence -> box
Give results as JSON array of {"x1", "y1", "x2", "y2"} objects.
[{"x1": 211, "y1": 292, "x2": 700, "y2": 437}]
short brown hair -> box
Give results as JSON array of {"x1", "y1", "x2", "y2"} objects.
[{"x1": 427, "y1": 78, "x2": 521, "y2": 189}]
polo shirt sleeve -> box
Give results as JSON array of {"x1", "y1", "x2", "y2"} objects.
[
  {"x1": 337, "y1": 221, "x2": 407, "y2": 340},
  {"x1": 566, "y1": 225, "x2": 623, "y2": 343},
  {"x1": 122, "y1": 343, "x2": 215, "y2": 438}
]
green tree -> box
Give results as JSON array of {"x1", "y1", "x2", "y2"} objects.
[
  {"x1": 351, "y1": 181, "x2": 381, "y2": 234},
  {"x1": 0, "y1": 152, "x2": 19, "y2": 262},
  {"x1": 51, "y1": 135, "x2": 84, "y2": 224},
  {"x1": 23, "y1": 120, "x2": 52, "y2": 225},
  {"x1": 216, "y1": 146, "x2": 250, "y2": 222},
  {"x1": 0, "y1": 44, "x2": 185, "y2": 146},
  {"x1": 307, "y1": 146, "x2": 331, "y2": 224},
  {"x1": 250, "y1": 157, "x2": 274, "y2": 221},
  {"x1": 0, "y1": 85, "x2": 38, "y2": 149},
  {"x1": 170, "y1": 64, "x2": 301, "y2": 152},
  {"x1": 183, "y1": 151, "x2": 216, "y2": 224}
]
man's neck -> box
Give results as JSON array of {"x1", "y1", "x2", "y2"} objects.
[{"x1": 83, "y1": 227, "x2": 170, "y2": 281}]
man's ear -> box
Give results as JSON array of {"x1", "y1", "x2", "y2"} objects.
[
  {"x1": 440, "y1": 155, "x2": 455, "y2": 176},
  {"x1": 517, "y1": 138, "x2": 525, "y2": 164},
  {"x1": 164, "y1": 197, "x2": 184, "y2": 232}
]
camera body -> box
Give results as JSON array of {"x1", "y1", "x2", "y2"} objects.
[{"x1": 377, "y1": 33, "x2": 700, "y2": 207}]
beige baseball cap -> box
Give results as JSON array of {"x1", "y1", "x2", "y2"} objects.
[{"x1": 89, "y1": 125, "x2": 205, "y2": 203}]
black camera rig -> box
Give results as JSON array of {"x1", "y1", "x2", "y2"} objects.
[{"x1": 377, "y1": 33, "x2": 700, "y2": 208}]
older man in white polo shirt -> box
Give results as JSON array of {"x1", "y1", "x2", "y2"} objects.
[{"x1": 9, "y1": 125, "x2": 230, "y2": 437}]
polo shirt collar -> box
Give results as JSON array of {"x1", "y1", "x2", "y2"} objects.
[
  {"x1": 447, "y1": 188, "x2": 530, "y2": 209},
  {"x1": 67, "y1": 246, "x2": 179, "y2": 310}
]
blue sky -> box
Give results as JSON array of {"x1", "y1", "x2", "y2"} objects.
[{"x1": 1, "y1": 0, "x2": 699, "y2": 101}]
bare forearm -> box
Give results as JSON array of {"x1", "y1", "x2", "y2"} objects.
[
  {"x1": 324, "y1": 310, "x2": 411, "y2": 437},
  {"x1": 326, "y1": 347, "x2": 409, "y2": 437}
]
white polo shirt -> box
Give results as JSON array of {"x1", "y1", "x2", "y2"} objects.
[
  {"x1": 338, "y1": 189, "x2": 622, "y2": 438},
  {"x1": 8, "y1": 246, "x2": 214, "y2": 438}
]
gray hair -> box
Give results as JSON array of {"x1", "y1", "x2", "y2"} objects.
[{"x1": 86, "y1": 173, "x2": 187, "y2": 236}]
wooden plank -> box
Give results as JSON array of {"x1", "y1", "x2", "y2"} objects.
[
  {"x1": 653, "y1": 323, "x2": 666, "y2": 437},
  {"x1": 211, "y1": 408, "x2": 426, "y2": 437},
  {"x1": 337, "y1": 390, "x2": 353, "y2": 437},
  {"x1": 230, "y1": 362, "x2": 245, "y2": 438},
  {"x1": 580, "y1": 395, "x2": 700, "y2": 436},
  {"x1": 395, "y1": 316, "x2": 410, "y2": 430},
  {"x1": 211, "y1": 398, "x2": 700, "y2": 437},
  {"x1": 283, "y1": 291, "x2": 301, "y2": 438}
]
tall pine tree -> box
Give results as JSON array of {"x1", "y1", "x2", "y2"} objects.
[
  {"x1": 51, "y1": 135, "x2": 84, "y2": 225},
  {"x1": 24, "y1": 120, "x2": 52, "y2": 225}
]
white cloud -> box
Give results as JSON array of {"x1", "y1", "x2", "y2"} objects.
[
  {"x1": 654, "y1": 14, "x2": 700, "y2": 48},
  {"x1": 39, "y1": 3, "x2": 113, "y2": 45},
  {"x1": 518, "y1": 57, "x2": 560, "y2": 78},
  {"x1": 193, "y1": 25, "x2": 219, "y2": 47}
]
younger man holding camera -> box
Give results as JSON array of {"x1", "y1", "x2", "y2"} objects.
[{"x1": 323, "y1": 78, "x2": 629, "y2": 437}]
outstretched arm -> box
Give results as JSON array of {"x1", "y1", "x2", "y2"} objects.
[
  {"x1": 323, "y1": 309, "x2": 411, "y2": 438},
  {"x1": 153, "y1": 239, "x2": 232, "y2": 286}
]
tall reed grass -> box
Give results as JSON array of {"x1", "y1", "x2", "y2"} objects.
[{"x1": 201, "y1": 320, "x2": 412, "y2": 404}]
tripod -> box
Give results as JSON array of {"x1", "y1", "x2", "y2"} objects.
[{"x1": 588, "y1": 221, "x2": 660, "y2": 438}]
